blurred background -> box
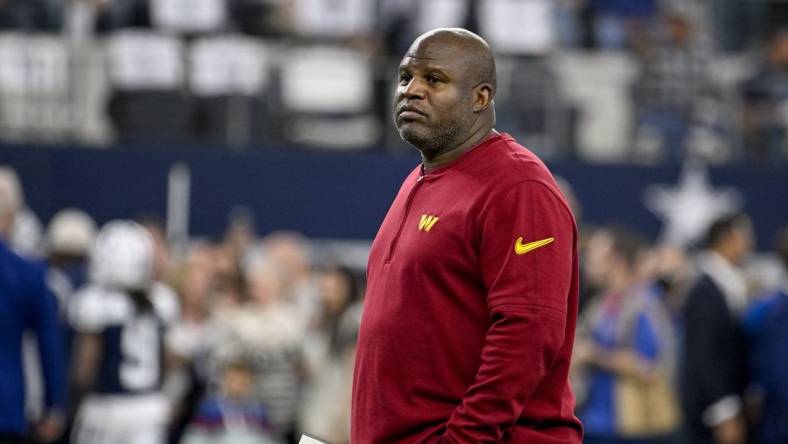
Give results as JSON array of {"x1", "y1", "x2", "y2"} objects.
[{"x1": 0, "y1": 0, "x2": 786, "y2": 443}]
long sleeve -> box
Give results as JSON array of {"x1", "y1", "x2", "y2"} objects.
[
  {"x1": 28, "y1": 265, "x2": 66, "y2": 413},
  {"x1": 683, "y1": 279, "x2": 745, "y2": 427},
  {"x1": 442, "y1": 180, "x2": 576, "y2": 443}
]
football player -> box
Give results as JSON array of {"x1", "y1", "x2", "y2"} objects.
[{"x1": 68, "y1": 220, "x2": 178, "y2": 444}]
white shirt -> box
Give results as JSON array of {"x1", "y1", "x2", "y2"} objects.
[{"x1": 698, "y1": 251, "x2": 749, "y2": 316}]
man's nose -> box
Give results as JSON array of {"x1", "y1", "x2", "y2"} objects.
[{"x1": 400, "y1": 78, "x2": 425, "y2": 100}]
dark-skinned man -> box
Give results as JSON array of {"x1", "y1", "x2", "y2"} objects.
[{"x1": 351, "y1": 29, "x2": 583, "y2": 443}]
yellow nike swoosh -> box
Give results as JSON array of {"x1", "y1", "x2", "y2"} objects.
[{"x1": 514, "y1": 237, "x2": 554, "y2": 255}]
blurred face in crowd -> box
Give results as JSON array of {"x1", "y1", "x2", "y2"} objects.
[
  {"x1": 726, "y1": 218, "x2": 755, "y2": 266},
  {"x1": 640, "y1": 244, "x2": 691, "y2": 284},
  {"x1": 264, "y1": 232, "x2": 310, "y2": 282},
  {"x1": 318, "y1": 268, "x2": 351, "y2": 315},
  {"x1": 221, "y1": 364, "x2": 255, "y2": 401},
  {"x1": 394, "y1": 29, "x2": 494, "y2": 159},
  {"x1": 584, "y1": 229, "x2": 615, "y2": 288},
  {"x1": 248, "y1": 261, "x2": 284, "y2": 307},
  {"x1": 178, "y1": 244, "x2": 215, "y2": 315},
  {"x1": 215, "y1": 244, "x2": 239, "y2": 277},
  {"x1": 0, "y1": 167, "x2": 22, "y2": 239},
  {"x1": 668, "y1": 15, "x2": 692, "y2": 45}
]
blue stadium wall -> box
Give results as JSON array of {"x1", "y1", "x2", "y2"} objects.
[{"x1": 1, "y1": 144, "x2": 786, "y2": 250}]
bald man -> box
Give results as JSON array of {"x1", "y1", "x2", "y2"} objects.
[{"x1": 351, "y1": 29, "x2": 583, "y2": 443}]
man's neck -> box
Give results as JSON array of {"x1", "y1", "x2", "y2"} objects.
[{"x1": 422, "y1": 125, "x2": 497, "y2": 172}]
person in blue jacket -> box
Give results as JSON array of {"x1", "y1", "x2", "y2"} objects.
[
  {"x1": 743, "y1": 226, "x2": 788, "y2": 444},
  {"x1": 0, "y1": 167, "x2": 65, "y2": 444}
]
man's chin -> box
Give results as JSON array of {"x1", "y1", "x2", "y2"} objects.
[{"x1": 398, "y1": 126, "x2": 429, "y2": 148}]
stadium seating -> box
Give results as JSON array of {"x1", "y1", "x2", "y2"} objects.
[
  {"x1": 551, "y1": 51, "x2": 639, "y2": 161},
  {"x1": 150, "y1": 0, "x2": 228, "y2": 34},
  {"x1": 291, "y1": 0, "x2": 374, "y2": 39},
  {"x1": 189, "y1": 35, "x2": 273, "y2": 147},
  {"x1": 480, "y1": 0, "x2": 556, "y2": 55},
  {"x1": 279, "y1": 46, "x2": 379, "y2": 149},
  {"x1": 0, "y1": 33, "x2": 70, "y2": 143},
  {"x1": 106, "y1": 30, "x2": 193, "y2": 144}
]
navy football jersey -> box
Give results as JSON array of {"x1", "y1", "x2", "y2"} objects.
[{"x1": 68, "y1": 283, "x2": 178, "y2": 394}]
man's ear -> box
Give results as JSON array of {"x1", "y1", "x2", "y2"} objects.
[{"x1": 472, "y1": 83, "x2": 493, "y2": 113}]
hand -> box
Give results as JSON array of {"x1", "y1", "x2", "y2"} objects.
[
  {"x1": 713, "y1": 415, "x2": 746, "y2": 444},
  {"x1": 35, "y1": 411, "x2": 65, "y2": 443}
]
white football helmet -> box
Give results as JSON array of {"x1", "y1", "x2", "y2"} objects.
[{"x1": 89, "y1": 221, "x2": 154, "y2": 291}]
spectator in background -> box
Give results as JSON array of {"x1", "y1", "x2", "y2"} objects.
[
  {"x1": 0, "y1": 167, "x2": 65, "y2": 444},
  {"x1": 2, "y1": 195, "x2": 45, "y2": 260},
  {"x1": 43, "y1": 208, "x2": 96, "y2": 444},
  {"x1": 631, "y1": 10, "x2": 711, "y2": 162},
  {"x1": 213, "y1": 208, "x2": 255, "y2": 310},
  {"x1": 681, "y1": 213, "x2": 754, "y2": 444},
  {"x1": 167, "y1": 243, "x2": 220, "y2": 444},
  {"x1": 742, "y1": 226, "x2": 788, "y2": 444},
  {"x1": 588, "y1": 0, "x2": 658, "y2": 49},
  {"x1": 45, "y1": 209, "x2": 96, "y2": 304},
  {"x1": 742, "y1": 29, "x2": 788, "y2": 163},
  {"x1": 181, "y1": 356, "x2": 280, "y2": 444},
  {"x1": 208, "y1": 258, "x2": 304, "y2": 443},
  {"x1": 300, "y1": 265, "x2": 362, "y2": 444},
  {"x1": 641, "y1": 244, "x2": 694, "y2": 319},
  {"x1": 573, "y1": 226, "x2": 680, "y2": 444},
  {"x1": 213, "y1": 246, "x2": 247, "y2": 310},
  {"x1": 262, "y1": 231, "x2": 318, "y2": 334}
]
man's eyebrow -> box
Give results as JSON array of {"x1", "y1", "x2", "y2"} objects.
[
  {"x1": 399, "y1": 63, "x2": 450, "y2": 74},
  {"x1": 424, "y1": 67, "x2": 448, "y2": 74}
]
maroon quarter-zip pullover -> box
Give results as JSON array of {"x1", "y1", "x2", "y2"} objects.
[{"x1": 352, "y1": 133, "x2": 583, "y2": 443}]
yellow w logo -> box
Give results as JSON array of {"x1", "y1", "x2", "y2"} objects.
[{"x1": 418, "y1": 214, "x2": 440, "y2": 232}]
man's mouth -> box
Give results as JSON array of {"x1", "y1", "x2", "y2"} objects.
[
  {"x1": 397, "y1": 105, "x2": 427, "y2": 120},
  {"x1": 399, "y1": 111, "x2": 426, "y2": 120}
]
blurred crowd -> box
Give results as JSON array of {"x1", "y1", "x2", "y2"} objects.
[
  {"x1": 564, "y1": 182, "x2": 788, "y2": 444},
  {"x1": 0, "y1": 0, "x2": 786, "y2": 163},
  {"x1": 0, "y1": 166, "x2": 363, "y2": 444},
  {"x1": 0, "y1": 157, "x2": 787, "y2": 444}
]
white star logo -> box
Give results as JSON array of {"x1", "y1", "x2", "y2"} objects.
[{"x1": 644, "y1": 162, "x2": 743, "y2": 247}]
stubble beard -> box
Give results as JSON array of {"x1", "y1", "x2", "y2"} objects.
[{"x1": 396, "y1": 114, "x2": 472, "y2": 160}]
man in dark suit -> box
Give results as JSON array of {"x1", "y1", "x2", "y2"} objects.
[{"x1": 681, "y1": 214, "x2": 754, "y2": 444}]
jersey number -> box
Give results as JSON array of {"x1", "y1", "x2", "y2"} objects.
[{"x1": 120, "y1": 317, "x2": 160, "y2": 390}]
